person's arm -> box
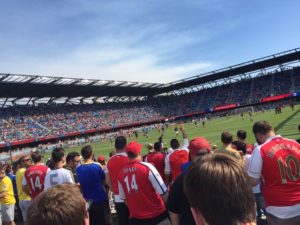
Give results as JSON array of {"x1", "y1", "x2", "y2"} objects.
[
  {"x1": 21, "y1": 175, "x2": 31, "y2": 196},
  {"x1": 169, "y1": 211, "x2": 180, "y2": 225},
  {"x1": 179, "y1": 124, "x2": 188, "y2": 149},
  {"x1": 164, "y1": 153, "x2": 172, "y2": 186},
  {"x1": 147, "y1": 163, "x2": 168, "y2": 202},
  {"x1": 105, "y1": 170, "x2": 113, "y2": 191},
  {"x1": 247, "y1": 147, "x2": 262, "y2": 187}
]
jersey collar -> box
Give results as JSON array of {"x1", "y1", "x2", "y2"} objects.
[{"x1": 265, "y1": 135, "x2": 281, "y2": 143}]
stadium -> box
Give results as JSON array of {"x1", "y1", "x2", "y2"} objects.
[{"x1": 2, "y1": 1, "x2": 300, "y2": 225}]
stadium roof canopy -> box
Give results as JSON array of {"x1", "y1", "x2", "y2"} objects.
[{"x1": 0, "y1": 47, "x2": 299, "y2": 106}]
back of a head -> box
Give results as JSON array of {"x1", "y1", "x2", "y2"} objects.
[
  {"x1": 81, "y1": 145, "x2": 93, "y2": 160},
  {"x1": 31, "y1": 152, "x2": 42, "y2": 164},
  {"x1": 170, "y1": 138, "x2": 180, "y2": 149},
  {"x1": 154, "y1": 142, "x2": 162, "y2": 152},
  {"x1": 232, "y1": 141, "x2": 247, "y2": 155},
  {"x1": 252, "y1": 121, "x2": 273, "y2": 135},
  {"x1": 184, "y1": 153, "x2": 255, "y2": 225},
  {"x1": 115, "y1": 136, "x2": 127, "y2": 150},
  {"x1": 237, "y1": 130, "x2": 247, "y2": 141},
  {"x1": 27, "y1": 184, "x2": 88, "y2": 225},
  {"x1": 66, "y1": 151, "x2": 80, "y2": 163},
  {"x1": 221, "y1": 131, "x2": 233, "y2": 144},
  {"x1": 52, "y1": 148, "x2": 65, "y2": 164}
]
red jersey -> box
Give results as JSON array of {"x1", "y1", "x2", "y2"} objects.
[
  {"x1": 145, "y1": 152, "x2": 166, "y2": 182},
  {"x1": 106, "y1": 152, "x2": 129, "y2": 202},
  {"x1": 246, "y1": 144, "x2": 254, "y2": 154},
  {"x1": 249, "y1": 135, "x2": 300, "y2": 207},
  {"x1": 165, "y1": 149, "x2": 189, "y2": 182},
  {"x1": 24, "y1": 164, "x2": 48, "y2": 199},
  {"x1": 118, "y1": 160, "x2": 167, "y2": 219}
]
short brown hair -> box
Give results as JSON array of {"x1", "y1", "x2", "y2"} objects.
[
  {"x1": 184, "y1": 153, "x2": 255, "y2": 225},
  {"x1": 221, "y1": 131, "x2": 233, "y2": 144},
  {"x1": 253, "y1": 121, "x2": 273, "y2": 135},
  {"x1": 81, "y1": 145, "x2": 93, "y2": 159},
  {"x1": 27, "y1": 184, "x2": 88, "y2": 225},
  {"x1": 31, "y1": 151, "x2": 42, "y2": 164}
]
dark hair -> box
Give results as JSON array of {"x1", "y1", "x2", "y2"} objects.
[
  {"x1": 31, "y1": 152, "x2": 42, "y2": 164},
  {"x1": 154, "y1": 142, "x2": 162, "y2": 152},
  {"x1": 232, "y1": 141, "x2": 247, "y2": 155},
  {"x1": 81, "y1": 145, "x2": 93, "y2": 160},
  {"x1": 170, "y1": 139, "x2": 180, "y2": 149},
  {"x1": 52, "y1": 148, "x2": 65, "y2": 163},
  {"x1": 221, "y1": 132, "x2": 233, "y2": 144},
  {"x1": 27, "y1": 184, "x2": 88, "y2": 225},
  {"x1": 298, "y1": 124, "x2": 300, "y2": 131},
  {"x1": 184, "y1": 153, "x2": 256, "y2": 225},
  {"x1": 115, "y1": 136, "x2": 127, "y2": 150},
  {"x1": 5, "y1": 163, "x2": 12, "y2": 174},
  {"x1": 46, "y1": 159, "x2": 55, "y2": 170},
  {"x1": 237, "y1": 130, "x2": 247, "y2": 140},
  {"x1": 66, "y1": 152, "x2": 80, "y2": 163},
  {"x1": 127, "y1": 151, "x2": 138, "y2": 160},
  {"x1": 253, "y1": 121, "x2": 273, "y2": 135}
]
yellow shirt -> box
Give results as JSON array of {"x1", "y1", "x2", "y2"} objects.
[
  {"x1": 16, "y1": 168, "x2": 31, "y2": 201},
  {"x1": 0, "y1": 176, "x2": 16, "y2": 204},
  {"x1": 217, "y1": 146, "x2": 242, "y2": 161}
]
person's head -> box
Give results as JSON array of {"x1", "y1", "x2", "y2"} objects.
[
  {"x1": 20, "y1": 155, "x2": 32, "y2": 168},
  {"x1": 52, "y1": 148, "x2": 65, "y2": 164},
  {"x1": 0, "y1": 165, "x2": 6, "y2": 181},
  {"x1": 170, "y1": 139, "x2": 180, "y2": 149},
  {"x1": 81, "y1": 145, "x2": 93, "y2": 160},
  {"x1": 66, "y1": 152, "x2": 81, "y2": 169},
  {"x1": 188, "y1": 137, "x2": 211, "y2": 161},
  {"x1": 237, "y1": 130, "x2": 247, "y2": 142},
  {"x1": 184, "y1": 153, "x2": 256, "y2": 225},
  {"x1": 146, "y1": 143, "x2": 154, "y2": 153},
  {"x1": 252, "y1": 121, "x2": 275, "y2": 145},
  {"x1": 5, "y1": 163, "x2": 12, "y2": 175},
  {"x1": 115, "y1": 136, "x2": 127, "y2": 151},
  {"x1": 27, "y1": 184, "x2": 89, "y2": 225},
  {"x1": 109, "y1": 150, "x2": 115, "y2": 158},
  {"x1": 154, "y1": 142, "x2": 162, "y2": 152},
  {"x1": 97, "y1": 155, "x2": 106, "y2": 166},
  {"x1": 221, "y1": 132, "x2": 233, "y2": 145},
  {"x1": 126, "y1": 141, "x2": 143, "y2": 160},
  {"x1": 232, "y1": 141, "x2": 247, "y2": 156},
  {"x1": 12, "y1": 160, "x2": 21, "y2": 174},
  {"x1": 31, "y1": 151, "x2": 42, "y2": 164}
]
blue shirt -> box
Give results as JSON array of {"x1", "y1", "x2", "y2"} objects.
[
  {"x1": 76, "y1": 162, "x2": 107, "y2": 203},
  {"x1": 7, "y1": 173, "x2": 17, "y2": 196},
  {"x1": 181, "y1": 161, "x2": 192, "y2": 173}
]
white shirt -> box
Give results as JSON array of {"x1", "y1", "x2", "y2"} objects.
[{"x1": 44, "y1": 168, "x2": 75, "y2": 190}]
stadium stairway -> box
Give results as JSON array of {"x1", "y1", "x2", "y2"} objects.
[{"x1": 275, "y1": 108, "x2": 300, "y2": 140}]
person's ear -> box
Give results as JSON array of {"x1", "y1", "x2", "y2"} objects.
[{"x1": 191, "y1": 207, "x2": 208, "y2": 225}]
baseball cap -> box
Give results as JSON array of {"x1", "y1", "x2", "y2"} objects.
[
  {"x1": 188, "y1": 137, "x2": 211, "y2": 157},
  {"x1": 126, "y1": 141, "x2": 143, "y2": 155},
  {"x1": 97, "y1": 155, "x2": 105, "y2": 162}
]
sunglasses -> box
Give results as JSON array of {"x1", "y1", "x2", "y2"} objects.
[{"x1": 72, "y1": 160, "x2": 80, "y2": 163}]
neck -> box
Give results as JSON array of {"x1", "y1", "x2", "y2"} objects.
[
  {"x1": 116, "y1": 149, "x2": 126, "y2": 153},
  {"x1": 84, "y1": 158, "x2": 93, "y2": 163},
  {"x1": 34, "y1": 162, "x2": 42, "y2": 166},
  {"x1": 54, "y1": 162, "x2": 64, "y2": 169}
]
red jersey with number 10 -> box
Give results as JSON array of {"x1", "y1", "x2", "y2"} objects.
[
  {"x1": 260, "y1": 136, "x2": 300, "y2": 207},
  {"x1": 118, "y1": 160, "x2": 167, "y2": 219},
  {"x1": 24, "y1": 165, "x2": 48, "y2": 199}
]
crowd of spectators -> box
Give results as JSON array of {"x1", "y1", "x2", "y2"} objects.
[{"x1": 0, "y1": 68, "x2": 299, "y2": 143}]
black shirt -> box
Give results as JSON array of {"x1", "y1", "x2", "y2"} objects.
[{"x1": 167, "y1": 173, "x2": 196, "y2": 225}]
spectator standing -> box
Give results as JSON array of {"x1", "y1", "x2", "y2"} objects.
[
  {"x1": 105, "y1": 136, "x2": 130, "y2": 225},
  {"x1": 76, "y1": 145, "x2": 112, "y2": 225},
  {"x1": 65, "y1": 151, "x2": 81, "y2": 184},
  {"x1": 237, "y1": 130, "x2": 254, "y2": 154},
  {"x1": 0, "y1": 165, "x2": 16, "y2": 225},
  {"x1": 248, "y1": 121, "x2": 300, "y2": 225},
  {"x1": 44, "y1": 148, "x2": 74, "y2": 190},
  {"x1": 15, "y1": 155, "x2": 32, "y2": 223},
  {"x1": 217, "y1": 131, "x2": 242, "y2": 161},
  {"x1": 118, "y1": 141, "x2": 170, "y2": 225},
  {"x1": 185, "y1": 153, "x2": 256, "y2": 225}
]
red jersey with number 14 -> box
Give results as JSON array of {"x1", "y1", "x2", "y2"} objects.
[
  {"x1": 260, "y1": 136, "x2": 300, "y2": 207},
  {"x1": 118, "y1": 160, "x2": 167, "y2": 219},
  {"x1": 24, "y1": 165, "x2": 48, "y2": 199}
]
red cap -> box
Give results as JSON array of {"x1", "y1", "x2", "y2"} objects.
[
  {"x1": 97, "y1": 155, "x2": 105, "y2": 162},
  {"x1": 188, "y1": 137, "x2": 211, "y2": 158},
  {"x1": 126, "y1": 141, "x2": 143, "y2": 155}
]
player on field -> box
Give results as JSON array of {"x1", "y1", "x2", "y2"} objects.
[
  {"x1": 22, "y1": 152, "x2": 49, "y2": 199},
  {"x1": 44, "y1": 148, "x2": 75, "y2": 190},
  {"x1": 105, "y1": 136, "x2": 130, "y2": 225},
  {"x1": 217, "y1": 131, "x2": 242, "y2": 161},
  {"x1": 145, "y1": 141, "x2": 166, "y2": 182},
  {"x1": 165, "y1": 124, "x2": 189, "y2": 184},
  {"x1": 167, "y1": 137, "x2": 211, "y2": 225},
  {"x1": 16, "y1": 155, "x2": 32, "y2": 223},
  {"x1": 237, "y1": 130, "x2": 254, "y2": 154},
  {"x1": 0, "y1": 165, "x2": 16, "y2": 225},
  {"x1": 185, "y1": 154, "x2": 256, "y2": 225},
  {"x1": 118, "y1": 141, "x2": 170, "y2": 225},
  {"x1": 77, "y1": 145, "x2": 111, "y2": 225},
  {"x1": 248, "y1": 121, "x2": 300, "y2": 225}
]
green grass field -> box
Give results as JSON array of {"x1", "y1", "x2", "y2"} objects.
[{"x1": 43, "y1": 105, "x2": 300, "y2": 161}]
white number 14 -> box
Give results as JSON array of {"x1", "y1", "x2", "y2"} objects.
[{"x1": 124, "y1": 174, "x2": 138, "y2": 192}]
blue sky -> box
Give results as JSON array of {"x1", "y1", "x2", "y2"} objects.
[{"x1": 0, "y1": 0, "x2": 299, "y2": 83}]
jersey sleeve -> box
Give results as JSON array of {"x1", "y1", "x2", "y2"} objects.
[
  {"x1": 146, "y1": 163, "x2": 167, "y2": 195},
  {"x1": 65, "y1": 170, "x2": 75, "y2": 184},
  {"x1": 247, "y1": 146, "x2": 263, "y2": 179},
  {"x1": 118, "y1": 180, "x2": 126, "y2": 200},
  {"x1": 181, "y1": 138, "x2": 189, "y2": 150},
  {"x1": 22, "y1": 174, "x2": 27, "y2": 186},
  {"x1": 164, "y1": 153, "x2": 171, "y2": 175}
]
